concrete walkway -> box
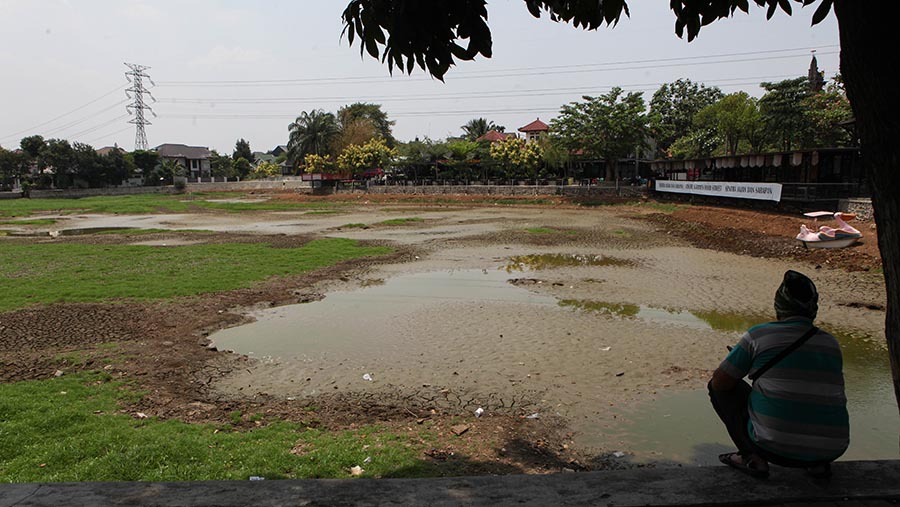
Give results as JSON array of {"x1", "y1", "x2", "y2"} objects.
[{"x1": 2, "y1": 460, "x2": 899, "y2": 507}]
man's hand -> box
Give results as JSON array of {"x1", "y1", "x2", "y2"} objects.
[{"x1": 710, "y1": 367, "x2": 739, "y2": 392}]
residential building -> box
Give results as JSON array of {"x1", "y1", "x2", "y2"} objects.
[
  {"x1": 518, "y1": 118, "x2": 549, "y2": 144},
  {"x1": 154, "y1": 143, "x2": 211, "y2": 179},
  {"x1": 475, "y1": 130, "x2": 516, "y2": 143}
]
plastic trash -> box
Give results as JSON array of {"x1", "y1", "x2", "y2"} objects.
[
  {"x1": 612, "y1": 451, "x2": 625, "y2": 458},
  {"x1": 525, "y1": 413, "x2": 540, "y2": 419},
  {"x1": 363, "y1": 456, "x2": 372, "y2": 464},
  {"x1": 362, "y1": 373, "x2": 373, "y2": 381},
  {"x1": 249, "y1": 476, "x2": 265, "y2": 481},
  {"x1": 474, "y1": 408, "x2": 484, "y2": 418}
]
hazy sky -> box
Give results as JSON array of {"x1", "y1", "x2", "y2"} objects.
[{"x1": 0, "y1": 1, "x2": 840, "y2": 154}]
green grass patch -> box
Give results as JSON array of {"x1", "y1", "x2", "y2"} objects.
[
  {"x1": 339, "y1": 223, "x2": 368, "y2": 229},
  {"x1": 0, "y1": 238, "x2": 392, "y2": 312},
  {"x1": 0, "y1": 373, "x2": 440, "y2": 481},
  {"x1": 377, "y1": 217, "x2": 423, "y2": 226},
  {"x1": 0, "y1": 194, "x2": 341, "y2": 217},
  {"x1": 97, "y1": 228, "x2": 215, "y2": 236},
  {"x1": 0, "y1": 218, "x2": 58, "y2": 226},
  {"x1": 304, "y1": 210, "x2": 341, "y2": 215}
]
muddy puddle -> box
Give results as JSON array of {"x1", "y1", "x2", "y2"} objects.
[{"x1": 211, "y1": 259, "x2": 894, "y2": 464}]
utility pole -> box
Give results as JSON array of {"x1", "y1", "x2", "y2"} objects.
[{"x1": 124, "y1": 63, "x2": 156, "y2": 151}]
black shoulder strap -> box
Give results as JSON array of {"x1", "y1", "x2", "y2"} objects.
[{"x1": 749, "y1": 326, "x2": 819, "y2": 381}]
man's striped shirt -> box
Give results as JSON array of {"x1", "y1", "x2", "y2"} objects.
[{"x1": 720, "y1": 316, "x2": 849, "y2": 462}]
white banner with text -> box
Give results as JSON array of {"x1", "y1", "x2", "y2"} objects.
[{"x1": 655, "y1": 180, "x2": 782, "y2": 202}]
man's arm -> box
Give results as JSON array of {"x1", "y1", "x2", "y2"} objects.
[{"x1": 710, "y1": 367, "x2": 739, "y2": 392}]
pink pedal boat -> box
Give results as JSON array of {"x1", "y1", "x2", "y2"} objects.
[{"x1": 796, "y1": 211, "x2": 863, "y2": 249}]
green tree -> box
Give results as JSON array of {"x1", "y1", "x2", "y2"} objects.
[
  {"x1": 0, "y1": 147, "x2": 25, "y2": 189},
  {"x1": 43, "y1": 139, "x2": 76, "y2": 188},
  {"x1": 303, "y1": 153, "x2": 336, "y2": 174},
  {"x1": 209, "y1": 150, "x2": 236, "y2": 178},
  {"x1": 550, "y1": 87, "x2": 647, "y2": 181},
  {"x1": 489, "y1": 137, "x2": 544, "y2": 180},
  {"x1": 331, "y1": 117, "x2": 377, "y2": 156},
  {"x1": 231, "y1": 157, "x2": 252, "y2": 179},
  {"x1": 287, "y1": 110, "x2": 340, "y2": 167},
  {"x1": 339, "y1": 0, "x2": 900, "y2": 414},
  {"x1": 337, "y1": 138, "x2": 397, "y2": 175},
  {"x1": 101, "y1": 149, "x2": 136, "y2": 186},
  {"x1": 649, "y1": 79, "x2": 723, "y2": 157},
  {"x1": 802, "y1": 76, "x2": 853, "y2": 147},
  {"x1": 693, "y1": 92, "x2": 766, "y2": 156},
  {"x1": 131, "y1": 150, "x2": 159, "y2": 183},
  {"x1": 759, "y1": 77, "x2": 814, "y2": 151},
  {"x1": 461, "y1": 118, "x2": 506, "y2": 141},
  {"x1": 233, "y1": 138, "x2": 255, "y2": 164},
  {"x1": 19, "y1": 135, "x2": 45, "y2": 160},
  {"x1": 337, "y1": 102, "x2": 395, "y2": 147},
  {"x1": 248, "y1": 161, "x2": 281, "y2": 180}
]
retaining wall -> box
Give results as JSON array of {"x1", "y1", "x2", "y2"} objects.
[
  {"x1": 839, "y1": 198, "x2": 874, "y2": 221},
  {"x1": 28, "y1": 186, "x2": 177, "y2": 199},
  {"x1": 362, "y1": 184, "x2": 647, "y2": 199},
  {"x1": 185, "y1": 180, "x2": 311, "y2": 192}
]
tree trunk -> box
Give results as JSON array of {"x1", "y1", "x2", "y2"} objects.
[
  {"x1": 834, "y1": 1, "x2": 900, "y2": 424},
  {"x1": 605, "y1": 158, "x2": 615, "y2": 182}
]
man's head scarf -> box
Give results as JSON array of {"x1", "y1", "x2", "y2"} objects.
[{"x1": 774, "y1": 270, "x2": 818, "y2": 320}]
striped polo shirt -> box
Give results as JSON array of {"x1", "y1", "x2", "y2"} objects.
[{"x1": 719, "y1": 316, "x2": 849, "y2": 462}]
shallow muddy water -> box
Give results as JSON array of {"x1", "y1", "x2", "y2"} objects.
[
  {"x1": 212, "y1": 264, "x2": 895, "y2": 463},
  {"x1": 593, "y1": 327, "x2": 898, "y2": 465}
]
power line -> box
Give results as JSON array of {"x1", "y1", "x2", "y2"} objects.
[
  {"x1": 156, "y1": 47, "x2": 838, "y2": 87},
  {"x1": 0, "y1": 84, "x2": 126, "y2": 143},
  {"x1": 41, "y1": 101, "x2": 129, "y2": 138},
  {"x1": 68, "y1": 114, "x2": 132, "y2": 139},
  {"x1": 83, "y1": 125, "x2": 133, "y2": 145},
  {"x1": 156, "y1": 74, "x2": 797, "y2": 106}
]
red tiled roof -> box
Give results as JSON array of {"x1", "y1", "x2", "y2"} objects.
[
  {"x1": 476, "y1": 130, "x2": 514, "y2": 142},
  {"x1": 518, "y1": 118, "x2": 549, "y2": 132}
]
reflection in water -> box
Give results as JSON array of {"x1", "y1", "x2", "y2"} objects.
[{"x1": 505, "y1": 253, "x2": 635, "y2": 272}]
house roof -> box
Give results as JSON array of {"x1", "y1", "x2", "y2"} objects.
[
  {"x1": 476, "y1": 130, "x2": 515, "y2": 143},
  {"x1": 154, "y1": 143, "x2": 211, "y2": 159},
  {"x1": 96, "y1": 146, "x2": 124, "y2": 156},
  {"x1": 518, "y1": 118, "x2": 549, "y2": 133}
]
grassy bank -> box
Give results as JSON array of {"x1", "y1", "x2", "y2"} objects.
[
  {"x1": 0, "y1": 238, "x2": 391, "y2": 312},
  {"x1": 0, "y1": 373, "x2": 440, "y2": 482},
  {"x1": 0, "y1": 194, "x2": 340, "y2": 217}
]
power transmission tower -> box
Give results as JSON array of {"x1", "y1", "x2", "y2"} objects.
[{"x1": 124, "y1": 63, "x2": 156, "y2": 151}]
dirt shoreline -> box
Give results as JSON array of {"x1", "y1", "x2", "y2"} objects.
[{"x1": 0, "y1": 197, "x2": 885, "y2": 474}]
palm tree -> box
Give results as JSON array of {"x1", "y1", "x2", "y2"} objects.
[
  {"x1": 287, "y1": 110, "x2": 340, "y2": 166},
  {"x1": 461, "y1": 118, "x2": 505, "y2": 141}
]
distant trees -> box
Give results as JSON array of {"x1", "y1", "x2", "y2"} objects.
[
  {"x1": 649, "y1": 79, "x2": 723, "y2": 156},
  {"x1": 662, "y1": 75, "x2": 853, "y2": 159},
  {"x1": 287, "y1": 110, "x2": 341, "y2": 166},
  {"x1": 489, "y1": 137, "x2": 544, "y2": 180},
  {"x1": 338, "y1": 102, "x2": 395, "y2": 147},
  {"x1": 550, "y1": 87, "x2": 648, "y2": 181},
  {"x1": 288, "y1": 104, "x2": 397, "y2": 174},
  {"x1": 232, "y1": 138, "x2": 255, "y2": 164},
  {"x1": 337, "y1": 138, "x2": 397, "y2": 175}
]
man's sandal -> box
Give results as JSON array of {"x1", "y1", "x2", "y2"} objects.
[{"x1": 718, "y1": 452, "x2": 770, "y2": 479}]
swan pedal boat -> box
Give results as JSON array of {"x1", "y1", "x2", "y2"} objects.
[{"x1": 796, "y1": 211, "x2": 862, "y2": 249}]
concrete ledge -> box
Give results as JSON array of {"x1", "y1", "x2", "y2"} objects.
[{"x1": 2, "y1": 461, "x2": 899, "y2": 507}]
